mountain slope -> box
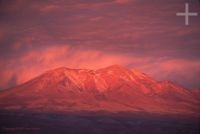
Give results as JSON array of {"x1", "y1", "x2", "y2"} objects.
[{"x1": 0, "y1": 65, "x2": 199, "y2": 114}]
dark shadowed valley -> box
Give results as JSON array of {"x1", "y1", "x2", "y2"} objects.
[{"x1": 0, "y1": 110, "x2": 199, "y2": 134}]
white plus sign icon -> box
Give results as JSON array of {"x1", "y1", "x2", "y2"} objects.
[{"x1": 176, "y1": 3, "x2": 198, "y2": 25}]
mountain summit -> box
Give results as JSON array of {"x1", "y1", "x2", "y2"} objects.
[{"x1": 0, "y1": 65, "x2": 199, "y2": 114}]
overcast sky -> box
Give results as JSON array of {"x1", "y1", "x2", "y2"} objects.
[{"x1": 0, "y1": 0, "x2": 200, "y2": 90}]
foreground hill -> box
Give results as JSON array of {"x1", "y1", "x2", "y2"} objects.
[{"x1": 0, "y1": 65, "x2": 199, "y2": 115}]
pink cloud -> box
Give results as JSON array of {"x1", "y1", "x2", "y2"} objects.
[
  {"x1": 160, "y1": 59, "x2": 200, "y2": 73},
  {"x1": 0, "y1": 45, "x2": 200, "y2": 89},
  {"x1": 0, "y1": 45, "x2": 135, "y2": 89},
  {"x1": 114, "y1": 0, "x2": 130, "y2": 4},
  {"x1": 32, "y1": 4, "x2": 60, "y2": 13},
  {"x1": 0, "y1": 0, "x2": 199, "y2": 90}
]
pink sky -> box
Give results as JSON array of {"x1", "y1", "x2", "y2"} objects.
[{"x1": 0, "y1": 0, "x2": 200, "y2": 89}]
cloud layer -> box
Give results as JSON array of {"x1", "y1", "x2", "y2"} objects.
[{"x1": 0, "y1": 0, "x2": 200, "y2": 89}]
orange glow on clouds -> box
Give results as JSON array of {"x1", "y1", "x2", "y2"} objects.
[
  {"x1": 0, "y1": 44, "x2": 200, "y2": 90},
  {"x1": 0, "y1": 45, "x2": 133, "y2": 88}
]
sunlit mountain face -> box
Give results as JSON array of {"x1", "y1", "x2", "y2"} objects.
[
  {"x1": 0, "y1": 0, "x2": 200, "y2": 134},
  {"x1": 0, "y1": 65, "x2": 199, "y2": 114}
]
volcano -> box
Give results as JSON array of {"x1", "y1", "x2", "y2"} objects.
[{"x1": 0, "y1": 65, "x2": 199, "y2": 115}]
